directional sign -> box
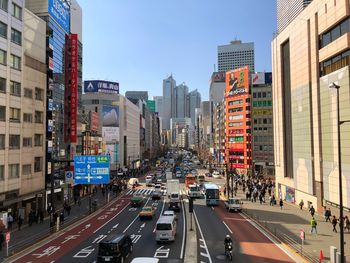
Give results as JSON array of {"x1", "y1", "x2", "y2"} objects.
[{"x1": 74, "y1": 155, "x2": 110, "y2": 184}]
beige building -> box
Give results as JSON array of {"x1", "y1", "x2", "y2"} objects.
[
  {"x1": 272, "y1": 0, "x2": 350, "y2": 211},
  {"x1": 0, "y1": 4, "x2": 46, "y2": 214}
]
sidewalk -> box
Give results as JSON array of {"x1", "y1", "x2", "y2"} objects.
[
  {"x1": 233, "y1": 191, "x2": 350, "y2": 262},
  {"x1": 0, "y1": 188, "x2": 119, "y2": 261}
]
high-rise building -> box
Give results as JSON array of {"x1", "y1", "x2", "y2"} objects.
[
  {"x1": 218, "y1": 40, "x2": 255, "y2": 72},
  {"x1": 154, "y1": 96, "x2": 163, "y2": 113},
  {"x1": 162, "y1": 75, "x2": 176, "y2": 130},
  {"x1": 272, "y1": 0, "x2": 350, "y2": 210},
  {"x1": 174, "y1": 83, "x2": 188, "y2": 118},
  {"x1": 125, "y1": 91, "x2": 149, "y2": 101},
  {"x1": 277, "y1": 0, "x2": 313, "y2": 33},
  {"x1": 188, "y1": 89, "x2": 201, "y2": 126},
  {"x1": 209, "y1": 72, "x2": 226, "y2": 104}
]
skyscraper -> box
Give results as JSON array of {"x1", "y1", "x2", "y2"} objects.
[
  {"x1": 174, "y1": 83, "x2": 189, "y2": 118},
  {"x1": 217, "y1": 40, "x2": 255, "y2": 72},
  {"x1": 162, "y1": 75, "x2": 176, "y2": 130},
  {"x1": 154, "y1": 96, "x2": 163, "y2": 113},
  {"x1": 188, "y1": 89, "x2": 201, "y2": 126},
  {"x1": 277, "y1": 0, "x2": 313, "y2": 33}
]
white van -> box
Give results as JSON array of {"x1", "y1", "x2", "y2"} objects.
[
  {"x1": 155, "y1": 216, "x2": 177, "y2": 242},
  {"x1": 145, "y1": 175, "x2": 153, "y2": 186}
]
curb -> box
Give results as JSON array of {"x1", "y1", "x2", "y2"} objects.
[{"x1": 5, "y1": 191, "x2": 127, "y2": 263}]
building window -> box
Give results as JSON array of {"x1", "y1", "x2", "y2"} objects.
[
  {"x1": 267, "y1": 92, "x2": 271, "y2": 98},
  {"x1": 10, "y1": 81, "x2": 20, "y2": 96},
  {"x1": 23, "y1": 113, "x2": 32, "y2": 123},
  {"x1": 11, "y1": 3, "x2": 21, "y2": 20},
  {"x1": 262, "y1": 92, "x2": 266, "y2": 98},
  {"x1": 34, "y1": 111, "x2": 43, "y2": 123},
  {"x1": 23, "y1": 137, "x2": 32, "y2": 147},
  {"x1": 0, "y1": 134, "x2": 4, "y2": 149},
  {"x1": 10, "y1": 54, "x2": 21, "y2": 70},
  {"x1": 22, "y1": 164, "x2": 31, "y2": 175},
  {"x1": 0, "y1": 49, "x2": 6, "y2": 65},
  {"x1": 10, "y1": 28, "x2": 21, "y2": 45},
  {"x1": 0, "y1": 0, "x2": 8, "y2": 11},
  {"x1": 319, "y1": 17, "x2": 350, "y2": 49},
  {"x1": 257, "y1": 92, "x2": 261, "y2": 98},
  {"x1": 320, "y1": 49, "x2": 350, "y2": 76},
  {"x1": 9, "y1": 107, "x2": 20, "y2": 122},
  {"x1": 253, "y1": 93, "x2": 256, "y2": 98},
  {"x1": 24, "y1": 88, "x2": 32, "y2": 98},
  {"x1": 8, "y1": 163, "x2": 19, "y2": 178},
  {"x1": 0, "y1": 165, "x2": 3, "y2": 180},
  {"x1": 0, "y1": 106, "x2": 4, "y2": 121},
  {"x1": 35, "y1": 87, "x2": 43, "y2": 101},
  {"x1": 34, "y1": 157, "x2": 42, "y2": 172},
  {"x1": 0, "y1": 77, "x2": 5, "y2": 93},
  {"x1": 92, "y1": 99, "x2": 99, "y2": 104},
  {"x1": 34, "y1": 134, "x2": 43, "y2": 146},
  {"x1": 0, "y1": 21, "x2": 6, "y2": 38},
  {"x1": 9, "y1": 134, "x2": 20, "y2": 149}
]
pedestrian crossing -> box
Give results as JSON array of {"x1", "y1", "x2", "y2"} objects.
[{"x1": 125, "y1": 188, "x2": 167, "y2": 196}]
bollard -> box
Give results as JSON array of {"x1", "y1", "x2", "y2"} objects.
[
  {"x1": 330, "y1": 246, "x2": 337, "y2": 263},
  {"x1": 336, "y1": 251, "x2": 342, "y2": 263},
  {"x1": 56, "y1": 216, "x2": 60, "y2": 232}
]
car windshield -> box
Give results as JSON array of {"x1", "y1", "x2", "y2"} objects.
[
  {"x1": 230, "y1": 199, "x2": 240, "y2": 204},
  {"x1": 171, "y1": 194, "x2": 179, "y2": 198},
  {"x1": 98, "y1": 243, "x2": 118, "y2": 256},
  {"x1": 190, "y1": 186, "x2": 199, "y2": 191},
  {"x1": 156, "y1": 223, "x2": 172, "y2": 230},
  {"x1": 143, "y1": 207, "x2": 152, "y2": 212}
]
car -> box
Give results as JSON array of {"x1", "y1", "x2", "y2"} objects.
[
  {"x1": 163, "y1": 210, "x2": 177, "y2": 220},
  {"x1": 168, "y1": 201, "x2": 180, "y2": 212},
  {"x1": 130, "y1": 193, "x2": 144, "y2": 207},
  {"x1": 145, "y1": 175, "x2": 153, "y2": 186},
  {"x1": 97, "y1": 234, "x2": 133, "y2": 263},
  {"x1": 224, "y1": 197, "x2": 243, "y2": 212},
  {"x1": 139, "y1": 206, "x2": 156, "y2": 219},
  {"x1": 152, "y1": 190, "x2": 162, "y2": 200},
  {"x1": 205, "y1": 172, "x2": 212, "y2": 177},
  {"x1": 212, "y1": 171, "x2": 221, "y2": 179},
  {"x1": 175, "y1": 171, "x2": 182, "y2": 178},
  {"x1": 131, "y1": 258, "x2": 159, "y2": 263}
]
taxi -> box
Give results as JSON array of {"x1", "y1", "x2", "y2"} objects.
[{"x1": 139, "y1": 206, "x2": 156, "y2": 219}]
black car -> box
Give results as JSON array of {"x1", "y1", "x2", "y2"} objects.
[
  {"x1": 152, "y1": 190, "x2": 162, "y2": 200},
  {"x1": 169, "y1": 201, "x2": 180, "y2": 212},
  {"x1": 97, "y1": 234, "x2": 133, "y2": 263}
]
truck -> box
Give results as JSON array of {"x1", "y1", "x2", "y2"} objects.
[
  {"x1": 166, "y1": 179, "x2": 180, "y2": 197},
  {"x1": 224, "y1": 197, "x2": 243, "y2": 212},
  {"x1": 166, "y1": 171, "x2": 173, "y2": 180}
]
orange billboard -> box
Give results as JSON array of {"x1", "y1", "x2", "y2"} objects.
[{"x1": 225, "y1": 66, "x2": 249, "y2": 97}]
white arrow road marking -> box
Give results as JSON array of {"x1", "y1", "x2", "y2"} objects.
[{"x1": 92, "y1": 235, "x2": 107, "y2": 244}]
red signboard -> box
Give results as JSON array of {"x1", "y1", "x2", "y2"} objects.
[
  {"x1": 232, "y1": 163, "x2": 245, "y2": 169},
  {"x1": 48, "y1": 57, "x2": 54, "y2": 70},
  {"x1": 6, "y1": 232, "x2": 10, "y2": 242},
  {"x1": 90, "y1": 111, "x2": 99, "y2": 132},
  {"x1": 64, "y1": 34, "x2": 78, "y2": 143}
]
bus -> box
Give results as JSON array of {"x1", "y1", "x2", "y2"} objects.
[
  {"x1": 203, "y1": 183, "x2": 220, "y2": 206},
  {"x1": 185, "y1": 174, "x2": 196, "y2": 188}
]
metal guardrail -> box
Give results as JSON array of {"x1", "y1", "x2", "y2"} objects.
[{"x1": 242, "y1": 208, "x2": 319, "y2": 263}]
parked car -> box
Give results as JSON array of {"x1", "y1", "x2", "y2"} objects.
[
  {"x1": 97, "y1": 234, "x2": 133, "y2": 263},
  {"x1": 139, "y1": 206, "x2": 156, "y2": 219}
]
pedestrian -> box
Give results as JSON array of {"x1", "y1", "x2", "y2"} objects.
[
  {"x1": 59, "y1": 211, "x2": 64, "y2": 225},
  {"x1": 7, "y1": 213, "x2": 13, "y2": 230},
  {"x1": 28, "y1": 210, "x2": 34, "y2": 226},
  {"x1": 39, "y1": 210, "x2": 44, "y2": 223},
  {"x1": 325, "y1": 208, "x2": 332, "y2": 222},
  {"x1": 344, "y1": 216, "x2": 350, "y2": 232},
  {"x1": 332, "y1": 216, "x2": 338, "y2": 233},
  {"x1": 310, "y1": 217, "x2": 317, "y2": 234},
  {"x1": 78, "y1": 197, "x2": 81, "y2": 207},
  {"x1": 279, "y1": 199, "x2": 284, "y2": 210},
  {"x1": 309, "y1": 205, "x2": 315, "y2": 217},
  {"x1": 17, "y1": 214, "x2": 23, "y2": 230},
  {"x1": 66, "y1": 204, "x2": 71, "y2": 216},
  {"x1": 53, "y1": 211, "x2": 58, "y2": 225},
  {"x1": 299, "y1": 199, "x2": 304, "y2": 210}
]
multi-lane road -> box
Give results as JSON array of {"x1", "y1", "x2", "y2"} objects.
[{"x1": 8, "y1": 171, "x2": 300, "y2": 263}]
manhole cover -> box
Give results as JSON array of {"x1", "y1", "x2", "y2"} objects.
[{"x1": 216, "y1": 254, "x2": 227, "y2": 260}]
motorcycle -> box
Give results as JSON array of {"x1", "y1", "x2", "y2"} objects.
[{"x1": 225, "y1": 241, "x2": 233, "y2": 261}]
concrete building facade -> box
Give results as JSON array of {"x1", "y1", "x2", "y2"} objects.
[{"x1": 272, "y1": 0, "x2": 350, "y2": 210}]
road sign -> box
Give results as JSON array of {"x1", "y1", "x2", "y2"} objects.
[
  {"x1": 5, "y1": 232, "x2": 10, "y2": 242},
  {"x1": 74, "y1": 155, "x2": 110, "y2": 184},
  {"x1": 65, "y1": 171, "x2": 73, "y2": 179}
]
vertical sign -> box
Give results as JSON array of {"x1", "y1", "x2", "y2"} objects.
[{"x1": 64, "y1": 34, "x2": 78, "y2": 143}]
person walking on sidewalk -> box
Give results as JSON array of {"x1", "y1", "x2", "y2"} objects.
[
  {"x1": 279, "y1": 199, "x2": 284, "y2": 210},
  {"x1": 17, "y1": 214, "x2": 23, "y2": 230},
  {"x1": 39, "y1": 210, "x2": 44, "y2": 223},
  {"x1": 325, "y1": 208, "x2": 332, "y2": 222},
  {"x1": 344, "y1": 216, "x2": 350, "y2": 232},
  {"x1": 310, "y1": 217, "x2": 317, "y2": 234},
  {"x1": 332, "y1": 216, "x2": 338, "y2": 233},
  {"x1": 309, "y1": 205, "x2": 315, "y2": 217},
  {"x1": 299, "y1": 199, "x2": 304, "y2": 210},
  {"x1": 7, "y1": 213, "x2": 13, "y2": 230},
  {"x1": 0, "y1": 230, "x2": 4, "y2": 251}
]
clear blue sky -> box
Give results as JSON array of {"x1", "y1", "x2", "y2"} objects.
[{"x1": 81, "y1": 1, "x2": 276, "y2": 100}]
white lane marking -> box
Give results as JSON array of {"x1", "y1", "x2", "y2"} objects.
[
  {"x1": 180, "y1": 198, "x2": 186, "y2": 259},
  {"x1": 126, "y1": 189, "x2": 133, "y2": 195},
  {"x1": 222, "y1": 221, "x2": 233, "y2": 234},
  {"x1": 153, "y1": 198, "x2": 166, "y2": 233},
  {"x1": 193, "y1": 210, "x2": 212, "y2": 263},
  {"x1": 211, "y1": 207, "x2": 214, "y2": 211},
  {"x1": 240, "y1": 212, "x2": 300, "y2": 263},
  {"x1": 123, "y1": 197, "x2": 151, "y2": 233},
  {"x1": 93, "y1": 202, "x2": 129, "y2": 234}
]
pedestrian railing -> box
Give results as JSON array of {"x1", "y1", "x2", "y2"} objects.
[{"x1": 242, "y1": 208, "x2": 319, "y2": 263}]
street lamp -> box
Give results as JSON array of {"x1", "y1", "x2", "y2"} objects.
[{"x1": 329, "y1": 82, "x2": 344, "y2": 263}]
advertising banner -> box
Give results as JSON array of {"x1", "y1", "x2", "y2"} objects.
[
  {"x1": 84, "y1": 80, "x2": 119, "y2": 94},
  {"x1": 102, "y1": 127, "x2": 120, "y2": 143},
  {"x1": 48, "y1": 0, "x2": 70, "y2": 33},
  {"x1": 251, "y1": 72, "x2": 265, "y2": 85},
  {"x1": 102, "y1": 105, "x2": 119, "y2": 127},
  {"x1": 226, "y1": 66, "x2": 249, "y2": 97},
  {"x1": 211, "y1": 72, "x2": 226, "y2": 83},
  {"x1": 105, "y1": 143, "x2": 119, "y2": 164},
  {"x1": 89, "y1": 111, "x2": 99, "y2": 132}
]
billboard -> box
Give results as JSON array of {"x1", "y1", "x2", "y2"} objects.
[
  {"x1": 89, "y1": 111, "x2": 99, "y2": 132},
  {"x1": 225, "y1": 66, "x2": 249, "y2": 97},
  {"x1": 84, "y1": 80, "x2": 119, "y2": 94},
  {"x1": 211, "y1": 72, "x2": 226, "y2": 83},
  {"x1": 251, "y1": 72, "x2": 265, "y2": 85},
  {"x1": 146, "y1": 100, "x2": 156, "y2": 112},
  {"x1": 102, "y1": 105, "x2": 119, "y2": 142},
  {"x1": 48, "y1": 0, "x2": 70, "y2": 33},
  {"x1": 105, "y1": 143, "x2": 119, "y2": 164}
]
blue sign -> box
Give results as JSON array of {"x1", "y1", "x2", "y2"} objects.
[
  {"x1": 48, "y1": 0, "x2": 70, "y2": 33},
  {"x1": 48, "y1": 99, "x2": 54, "y2": 111},
  {"x1": 65, "y1": 171, "x2": 73, "y2": 179},
  {"x1": 84, "y1": 80, "x2": 119, "y2": 94},
  {"x1": 74, "y1": 155, "x2": 110, "y2": 184}
]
